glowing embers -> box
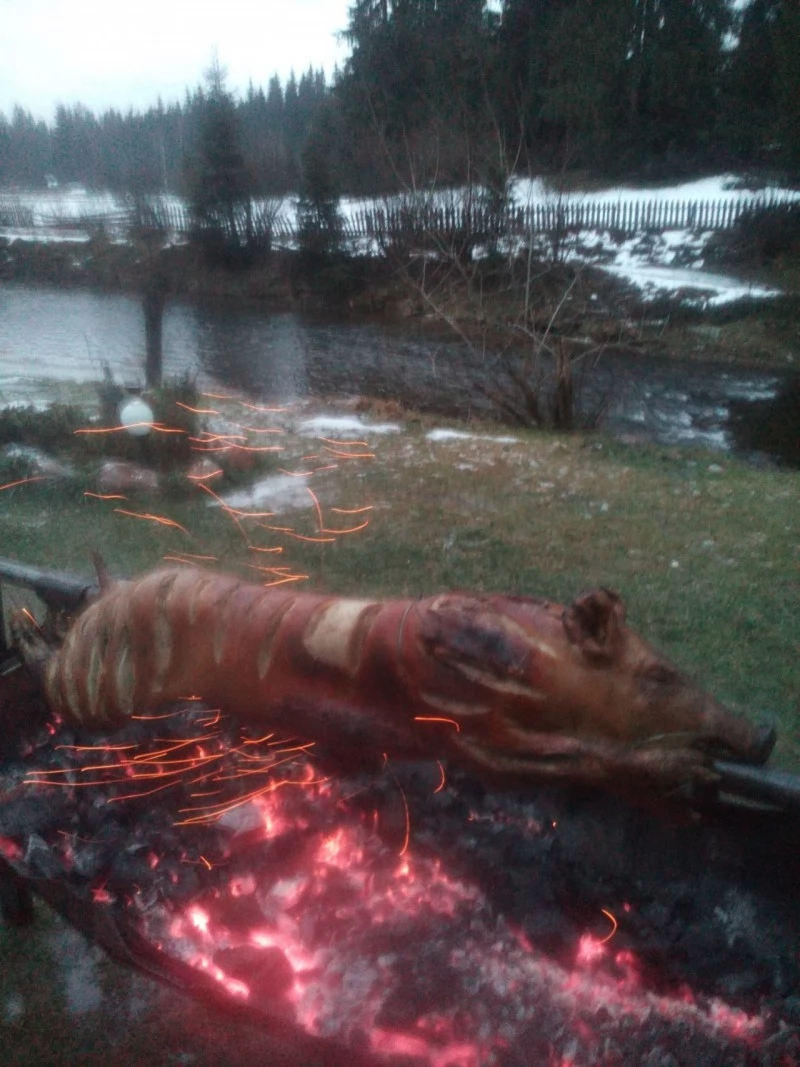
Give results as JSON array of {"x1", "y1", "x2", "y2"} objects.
[
  {"x1": 23, "y1": 707, "x2": 324, "y2": 825},
  {"x1": 12, "y1": 708, "x2": 787, "y2": 1066},
  {"x1": 135, "y1": 776, "x2": 767, "y2": 1067}
]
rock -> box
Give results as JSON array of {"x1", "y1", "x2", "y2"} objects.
[
  {"x1": 97, "y1": 460, "x2": 159, "y2": 494},
  {"x1": 0, "y1": 444, "x2": 75, "y2": 481},
  {"x1": 218, "y1": 445, "x2": 256, "y2": 473}
]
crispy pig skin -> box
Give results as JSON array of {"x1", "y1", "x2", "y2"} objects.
[{"x1": 41, "y1": 567, "x2": 774, "y2": 794}]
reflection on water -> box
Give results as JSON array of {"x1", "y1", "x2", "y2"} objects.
[{"x1": 0, "y1": 283, "x2": 789, "y2": 461}]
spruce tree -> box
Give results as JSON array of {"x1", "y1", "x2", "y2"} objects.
[{"x1": 188, "y1": 56, "x2": 254, "y2": 262}]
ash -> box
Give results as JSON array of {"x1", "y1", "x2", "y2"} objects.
[{"x1": 1, "y1": 707, "x2": 799, "y2": 1067}]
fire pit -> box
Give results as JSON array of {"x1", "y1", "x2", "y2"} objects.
[{"x1": 1, "y1": 695, "x2": 799, "y2": 1067}]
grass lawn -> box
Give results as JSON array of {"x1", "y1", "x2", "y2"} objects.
[{"x1": 1, "y1": 403, "x2": 797, "y2": 766}]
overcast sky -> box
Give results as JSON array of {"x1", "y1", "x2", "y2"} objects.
[{"x1": 0, "y1": 0, "x2": 352, "y2": 121}]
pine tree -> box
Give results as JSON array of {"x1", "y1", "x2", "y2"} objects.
[
  {"x1": 188, "y1": 56, "x2": 255, "y2": 262},
  {"x1": 296, "y1": 109, "x2": 344, "y2": 268}
]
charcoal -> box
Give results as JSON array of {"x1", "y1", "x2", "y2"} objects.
[
  {"x1": 2, "y1": 709, "x2": 800, "y2": 1066},
  {"x1": 71, "y1": 842, "x2": 112, "y2": 880},
  {"x1": 0, "y1": 789, "x2": 70, "y2": 835},
  {"x1": 23, "y1": 834, "x2": 64, "y2": 879}
]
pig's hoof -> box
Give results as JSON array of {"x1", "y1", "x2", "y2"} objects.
[{"x1": 751, "y1": 724, "x2": 777, "y2": 764}]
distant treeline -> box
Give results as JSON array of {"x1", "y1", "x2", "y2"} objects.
[{"x1": 1, "y1": 0, "x2": 798, "y2": 197}]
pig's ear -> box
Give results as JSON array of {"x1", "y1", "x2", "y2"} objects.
[{"x1": 562, "y1": 588, "x2": 626, "y2": 664}]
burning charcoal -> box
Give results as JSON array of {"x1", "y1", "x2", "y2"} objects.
[
  {"x1": 106, "y1": 846, "x2": 158, "y2": 893},
  {"x1": 207, "y1": 890, "x2": 267, "y2": 934},
  {"x1": 155, "y1": 859, "x2": 200, "y2": 903},
  {"x1": 375, "y1": 957, "x2": 463, "y2": 1029},
  {"x1": 212, "y1": 945, "x2": 294, "y2": 1002},
  {"x1": 23, "y1": 834, "x2": 64, "y2": 879}
]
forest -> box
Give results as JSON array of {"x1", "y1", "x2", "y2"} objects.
[{"x1": 0, "y1": 0, "x2": 798, "y2": 198}]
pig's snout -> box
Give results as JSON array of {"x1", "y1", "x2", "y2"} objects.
[
  {"x1": 746, "y1": 722, "x2": 777, "y2": 765},
  {"x1": 700, "y1": 699, "x2": 776, "y2": 765}
]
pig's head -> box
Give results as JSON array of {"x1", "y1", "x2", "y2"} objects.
[
  {"x1": 556, "y1": 589, "x2": 775, "y2": 762},
  {"x1": 412, "y1": 588, "x2": 775, "y2": 792}
]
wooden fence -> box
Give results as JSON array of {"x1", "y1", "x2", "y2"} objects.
[
  {"x1": 347, "y1": 193, "x2": 795, "y2": 242},
  {"x1": 0, "y1": 201, "x2": 34, "y2": 228},
  {"x1": 0, "y1": 191, "x2": 795, "y2": 243}
]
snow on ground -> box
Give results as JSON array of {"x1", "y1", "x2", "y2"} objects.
[
  {"x1": 216, "y1": 473, "x2": 314, "y2": 513},
  {"x1": 511, "y1": 173, "x2": 800, "y2": 209},
  {"x1": 297, "y1": 415, "x2": 401, "y2": 436},
  {"x1": 601, "y1": 261, "x2": 780, "y2": 306},
  {"x1": 426, "y1": 429, "x2": 519, "y2": 445},
  {"x1": 2, "y1": 174, "x2": 799, "y2": 305}
]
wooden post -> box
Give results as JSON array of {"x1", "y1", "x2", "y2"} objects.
[{"x1": 143, "y1": 280, "x2": 167, "y2": 388}]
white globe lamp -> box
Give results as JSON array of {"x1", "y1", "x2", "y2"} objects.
[{"x1": 118, "y1": 396, "x2": 155, "y2": 438}]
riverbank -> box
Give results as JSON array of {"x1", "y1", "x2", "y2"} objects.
[{"x1": 2, "y1": 230, "x2": 798, "y2": 378}]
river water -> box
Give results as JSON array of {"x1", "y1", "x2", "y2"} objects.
[{"x1": 0, "y1": 283, "x2": 787, "y2": 459}]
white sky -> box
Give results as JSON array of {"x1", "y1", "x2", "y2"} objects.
[{"x1": 0, "y1": 0, "x2": 352, "y2": 121}]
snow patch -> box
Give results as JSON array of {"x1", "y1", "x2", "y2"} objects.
[
  {"x1": 426, "y1": 429, "x2": 519, "y2": 444},
  {"x1": 215, "y1": 474, "x2": 313, "y2": 513},
  {"x1": 298, "y1": 415, "x2": 401, "y2": 436}
]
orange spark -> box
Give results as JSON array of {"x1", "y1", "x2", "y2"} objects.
[
  {"x1": 176, "y1": 402, "x2": 220, "y2": 415},
  {"x1": 318, "y1": 437, "x2": 370, "y2": 447},
  {"x1": 433, "y1": 760, "x2": 447, "y2": 794},
  {"x1": 195, "y1": 482, "x2": 274, "y2": 525},
  {"x1": 306, "y1": 486, "x2": 324, "y2": 534},
  {"x1": 186, "y1": 470, "x2": 224, "y2": 482},
  {"x1": 108, "y1": 783, "x2": 177, "y2": 802},
  {"x1": 600, "y1": 909, "x2": 618, "y2": 944},
  {"x1": 322, "y1": 521, "x2": 370, "y2": 535},
  {"x1": 84, "y1": 491, "x2": 128, "y2": 500},
  {"x1": 74, "y1": 423, "x2": 184, "y2": 435},
  {"x1": 200, "y1": 391, "x2": 235, "y2": 400},
  {"x1": 0, "y1": 476, "x2": 45, "y2": 491},
  {"x1": 113, "y1": 509, "x2": 189, "y2": 534},
  {"x1": 227, "y1": 443, "x2": 283, "y2": 453},
  {"x1": 278, "y1": 465, "x2": 338, "y2": 477},
  {"x1": 330, "y1": 505, "x2": 374, "y2": 514},
  {"x1": 239, "y1": 402, "x2": 289, "y2": 413},
  {"x1": 322, "y1": 447, "x2": 376, "y2": 460},
  {"x1": 262, "y1": 574, "x2": 308, "y2": 587},
  {"x1": 248, "y1": 545, "x2": 283, "y2": 554},
  {"x1": 174, "y1": 553, "x2": 219, "y2": 561},
  {"x1": 413, "y1": 716, "x2": 461, "y2": 733},
  {"x1": 257, "y1": 523, "x2": 335, "y2": 544},
  {"x1": 189, "y1": 434, "x2": 247, "y2": 443},
  {"x1": 390, "y1": 772, "x2": 411, "y2": 857}
]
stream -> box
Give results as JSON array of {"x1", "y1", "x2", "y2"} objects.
[{"x1": 0, "y1": 283, "x2": 790, "y2": 462}]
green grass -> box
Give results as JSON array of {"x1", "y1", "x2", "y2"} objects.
[{"x1": 1, "y1": 415, "x2": 797, "y2": 764}]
